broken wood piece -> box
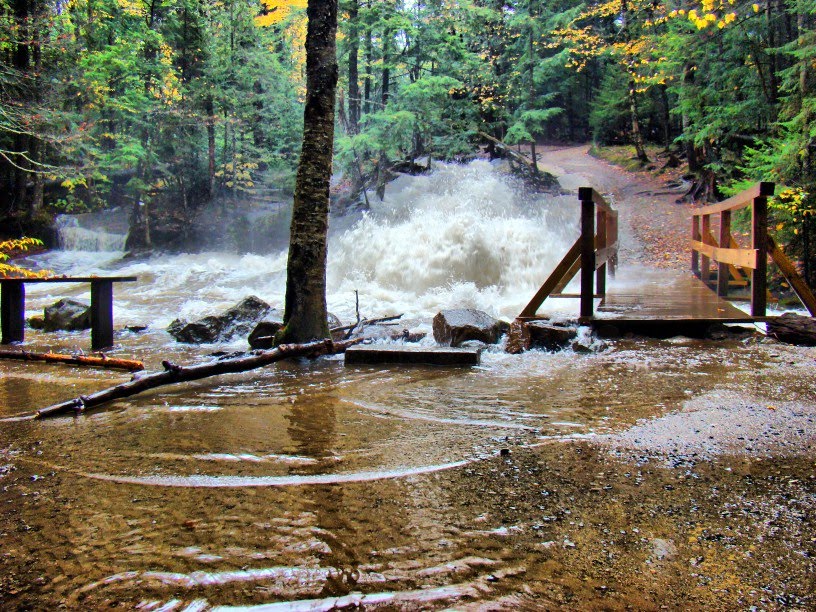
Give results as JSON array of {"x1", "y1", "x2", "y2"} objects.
[
  {"x1": 0, "y1": 349, "x2": 144, "y2": 372},
  {"x1": 344, "y1": 345, "x2": 480, "y2": 366},
  {"x1": 35, "y1": 338, "x2": 360, "y2": 419},
  {"x1": 331, "y1": 314, "x2": 404, "y2": 337}
]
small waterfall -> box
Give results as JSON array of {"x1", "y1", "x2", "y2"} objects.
[{"x1": 56, "y1": 210, "x2": 128, "y2": 252}]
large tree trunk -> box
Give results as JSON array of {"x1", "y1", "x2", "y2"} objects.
[
  {"x1": 278, "y1": 0, "x2": 339, "y2": 344},
  {"x1": 206, "y1": 95, "x2": 216, "y2": 198}
]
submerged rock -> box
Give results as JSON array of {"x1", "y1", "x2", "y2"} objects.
[
  {"x1": 433, "y1": 309, "x2": 509, "y2": 347},
  {"x1": 527, "y1": 321, "x2": 578, "y2": 351},
  {"x1": 42, "y1": 298, "x2": 91, "y2": 332},
  {"x1": 247, "y1": 315, "x2": 285, "y2": 349},
  {"x1": 248, "y1": 312, "x2": 345, "y2": 349},
  {"x1": 168, "y1": 296, "x2": 272, "y2": 344}
]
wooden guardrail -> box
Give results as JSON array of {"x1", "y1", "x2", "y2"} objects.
[
  {"x1": 1, "y1": 276, "x2": 138, "y2": 350},
  {"x1": 518, "y1": 187, "x2": 618, "y2": 319},
  {"x1": 691, "y1": 181, "x2": 816, "y2": 317}
]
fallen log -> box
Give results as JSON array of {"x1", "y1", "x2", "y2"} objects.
[
  {"x1": 477, "y1": 132, "x2": 558, "y2": 189},
  {"x1": 766, "y1": 313, "x2": 816, "y2": 346},
  {"x1": 35, "y1": 338, "x2": 360, "y2": 420},
  {"x1": 0, "y1": 349, "x2": 144, "y2": 372}
]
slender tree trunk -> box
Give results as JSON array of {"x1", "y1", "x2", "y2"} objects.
[
  {"x1": 527, "y1": 19, "x2": 538, "y2": 174},
  {"x1": 363, "y1": 28, "x2": 372, "y2": 115},
  {"x1": 682, "y1": 63, "x2": 700, "y2": 173},
  {"x1": 206, "y1": 95, "x2": 216, "y2": 198},
  {"x1": 279, "y1": 0, "x2": 339, "y2": 343},
  {"x1": 628, "y1": 79, "x2": 649, "y2": 163},
  {"x1": 347, "y1": 0, "x2": 360, "y2": 133},
  {"x1": 381, "y1": 28, "x2": 391, "y2": 108},
  {"x1": 659, "y1": 84, "x2": 671, "y2": 149}
]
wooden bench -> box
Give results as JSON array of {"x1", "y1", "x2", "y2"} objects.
[{"x1": 1, "y1": 276, "x2": 138, "y2": 350}]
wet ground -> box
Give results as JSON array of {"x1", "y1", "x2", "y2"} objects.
[{"x1": 1, "y1": 329, "x2": 814, "y2": 610}]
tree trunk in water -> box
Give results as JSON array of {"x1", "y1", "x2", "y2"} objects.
[
  {"x1": 628, "y1": 79, "x2": 649, "y2": 163},
  {"x1": 279, "y1": 0, "x2": 339, "y2": 344},
  {"x1": 347, "y1": 0, "x2": 360, "y2": 134}
]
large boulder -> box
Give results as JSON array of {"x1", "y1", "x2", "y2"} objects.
[
  {"x1": 43, "y1": 298, "x2": 91, "y2": 332},
  {"x1": 168, "y1": 296, "x2": 272, "y2": 344},
  {"x1": 433, "y1": 309, "x2": 508, "y2": 347}
]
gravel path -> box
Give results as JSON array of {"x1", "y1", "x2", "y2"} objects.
[{"x1": 535, "y1": 144, "x2": 694, "y2": 270}]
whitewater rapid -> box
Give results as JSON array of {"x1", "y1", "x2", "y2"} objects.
[{"x1": 30, "y1": 161, "x2": 579, "y2": 329}]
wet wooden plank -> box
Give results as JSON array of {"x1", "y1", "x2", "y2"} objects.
[
  {"x1": 595, "y1": 269, "x2": 754, "y2": 323},
  {"x1": 345, "y1": 345, "x2": 481, "y2": 366}
]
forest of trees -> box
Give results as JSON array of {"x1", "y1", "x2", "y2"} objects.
[{"x1": 1, "y1": 0, "x2": 814, "y2": 275}]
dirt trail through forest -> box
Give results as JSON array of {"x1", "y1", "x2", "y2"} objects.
[{"x1": 535, "y1": 144, "x2": 693, "y2": 270}]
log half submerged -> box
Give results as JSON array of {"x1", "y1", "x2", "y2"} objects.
[{"x1": 35, "y1": 339, "x2": 360, "y2": 419}]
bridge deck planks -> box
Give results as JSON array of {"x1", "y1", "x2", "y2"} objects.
[{"x1": 593, "y1": 268, "x2": 757, "y2": 325}]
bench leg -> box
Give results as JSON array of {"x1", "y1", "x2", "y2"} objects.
[
  {"x1": 91, "y1": 280, "x2": 114, "y2": 350},
  {"x1": 1, "y1": 282, "x2": 26, "y2": 344}
]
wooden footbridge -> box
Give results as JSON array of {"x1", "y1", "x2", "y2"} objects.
[{"x1": 518, "y1": 182, "x2": 816, "y2": 334}]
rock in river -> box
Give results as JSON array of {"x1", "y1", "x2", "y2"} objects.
[
  {"x1": 168, "y1": 296, "x2": 272, "y2": 344},
  {"x1": 433, "y1": 309, "x2": 509, "y2": 347},
  {"x1": 42, "y1": 298, "x2": 91, "y2": 332}
]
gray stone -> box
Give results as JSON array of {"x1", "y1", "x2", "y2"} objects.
[
  {"x1": 43, "y1": 298, "x2": 91, "y2": 332},
  {"x1": 432, "y1": 309, "x2": 509, "y2": 347},
  {"x1": 168, "y1": 296, "x2": 272, "y2": 344},
  {"x1": 527, "y1": 321, "x2": 578, "y2": 351}
]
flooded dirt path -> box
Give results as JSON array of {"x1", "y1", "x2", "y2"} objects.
[{"x1": 0, "y1": 149, "x2": 815, "y2": 610}]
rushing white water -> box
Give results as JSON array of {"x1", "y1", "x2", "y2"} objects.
[
  {"x1": 55, "y1": 210, "x2": 129, "y2": 252},
  {"x1": 32, "y1": 161, "x2": 579, "y2": 329}
]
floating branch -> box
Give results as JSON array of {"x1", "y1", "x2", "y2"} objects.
[{"x1": 35, "y1": 339, "x2": 361, "y2": 420}]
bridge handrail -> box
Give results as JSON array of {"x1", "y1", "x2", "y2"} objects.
[
  {"x1": 692, "y1": 182, "x2": 775, "y2": 216},
  {"x1": 517, "y1": 187, "x2": 618, "y2": 319},
  {"x1": 691, "y1": 182, "x2": 772, "y2": 316}
]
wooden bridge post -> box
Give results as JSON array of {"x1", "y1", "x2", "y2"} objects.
[
  {"x1": 751, "y1": 183, "x2": 774, "y2": 317},
  {"x1": 579, "y1": 188, "x2": 595, "y2": 319},
  {"x1": 700, "y1": 214, "x2": 712, "y2": 283},
  {"x1": 691, "y1": 215, "x2": 700, "y2": 276},
  {"x1": 717, "y1": 210, "x2": 731, "y2": 297},
  {"x1": 608, "y1": 211, "x2": 618, "y2": 277},
  {"x1": 1, "y1": 281, "x2": 25, "y2": 344},
  {"x1": 90, "y1": 280, "x2": 115, "y2": 350},
  {"x1": 596, "y1": 208, "x2": 607, "y2": 298}
]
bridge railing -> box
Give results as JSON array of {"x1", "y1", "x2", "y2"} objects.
[
  {"x1": 518, "y1": 187, "x2": 618, "y2": 319},
  {"x1": 691, "y1": 181, "x2": 816, "y2": 317}
]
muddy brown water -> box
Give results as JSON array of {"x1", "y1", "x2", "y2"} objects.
[{"x1": 1, "y1": 327, "x2": 815, "y2": 610}]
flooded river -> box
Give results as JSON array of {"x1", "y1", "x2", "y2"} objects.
[{"x1": 1, "y1": 162, "x2": 815, "y2": 609}]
